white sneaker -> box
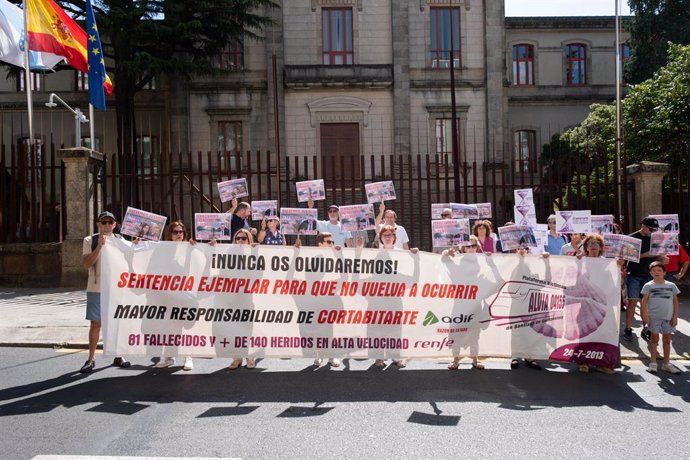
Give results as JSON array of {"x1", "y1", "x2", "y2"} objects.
[
  {"x1": 183, "y1": 357, "x2": 194, "y2": 371},
  {"x1": 154, "y1": 357, "x2": 175, "y2": 368},
  {"x1": 313, "y1": 358, "x2": 323, "y2": 366},
  {"x1": 662, "y1": 363, "x2": 681, "y2": 374},
  {"x1": 328, "y1": 358, "x2": 341, "y2": 367},
  {"x1": 647, "y1": 362, "x2": 658, "y2": 374}
]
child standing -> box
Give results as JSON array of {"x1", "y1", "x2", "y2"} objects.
[{"x1": 640, "y1": 261, "x2": 682, "y2": 374}]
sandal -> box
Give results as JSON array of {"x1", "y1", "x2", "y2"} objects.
[
  {"x1": 374, "y1": 359, "x2": 386, "y2": 367},
  {"x1": 448, "y1": 360, "x2": 460, "y2": 370},
  {"x1": 113, "y1": 357, "x2": 131, "y2": 368},
  {"x1": 246, "y1": 358, "x2": 256, "y2": 369},
  {"x1": 525, "y1": 360, "x2": 541, "y2": 370},
  {"x1": 472, "y1": 361, "x2": 485, "y2": 370},
  {"x1": 596, "y1": 366, "x2": 615, "y2": 375},
  {"x1": 395, "y1": 359, "x2": 407, "y2": 368},
  {"x1": 228, "y1": 358, "x2": 242, "y2": 370},
  {"x1": 510, "y1": 359, "x2": 520, "y2": 369},
  {"x1": 579, "y1": 364, "x2": 589, "y2": 373}
]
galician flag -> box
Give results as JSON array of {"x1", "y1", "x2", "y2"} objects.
[{"x1": 0, "y1": 0, "x2": 62, "y2": 69}]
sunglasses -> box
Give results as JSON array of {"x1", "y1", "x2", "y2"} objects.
[
  {"x1": 172, "y1": 230, "x2": 184, "y2": 235},
  {"x1": 324, "y1": 240, "x2": 334, "y2": 245},
  {"x1": 99, "y1": 220, "x2": 115, "y2": 225},
  {"x1": 441, "y1": 214, "x2": 451, "y2": 217},
  {"x1": 470, "y1": 244, "x2": 479, "y2": 248},
  {"x1": 235, "y1": 236, "x2": 248, "y2": 242}
]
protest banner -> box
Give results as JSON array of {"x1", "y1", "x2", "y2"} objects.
[
  {"x1": 603, "y1": 234, "x2": 641, "y2": 263},
  {"x1": 649, "y1": 214, "x2": 680, "y2": 234},
  {"x1": 514, "y1": 188, "x2": 533, "y2": 206},
  {"x1": 556, "y1": 210, "x2": 592, "y2": 234},
  {"x1": 217, "y1": 178, "x2": 249, "y2": 203},
  {"x1": 431, "y1": 218, "x2": 471, "y2": 248},
  {"x1": 431, "y1": 203, "x2": 452, "y2": 220},
  {"x1": 121, "y1": 207, "x2": 167, "y2": 242},
  {"x1": 498, "y1": 224, "x2": 537, "y2": 251},
  {"x1": 280, "y1": 208, "x2": 318, "y2": 235},
  {"x1": 339, "y1": 204, "x2": 376, "y2": 232},
  {"x1": 476, "y1": 203, "x2": 492, "y2": 219},
  {"x1": 365, "y1": 181, "x2": 396, "y2": 204},
  {"x1": 591, "y1": 215, "x2": 614, "y2": 234},
  {"x1": 452, "y1": 203, "x2": 479, "y2": 219},
  {"x1": 296, "y1": 179, "x2": 326, "y2": 202},
  {"x1": 194, "y1": 213, "x2": 232, "y2": 241},
  {"x1": 100, "y1": 240, "x2": 622, "y2": 369},
  {"x1": 251, "y1": 200, "x2": 279, "y2": 221},
  {"x1": 650, "y1": 232, "x2": 679, "y2": 256}
]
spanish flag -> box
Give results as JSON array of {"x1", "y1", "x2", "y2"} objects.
[{"x1": 26, "y1": 0, "x2": 112, "y2": 95}]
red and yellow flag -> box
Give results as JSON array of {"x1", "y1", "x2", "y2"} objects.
[{"x1": 26, "y1": 0, "x2": 112, "y2": 94}]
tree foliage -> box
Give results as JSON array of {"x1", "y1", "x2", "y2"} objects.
[{"x1": 627, "y1": 0, "x2": 690, "y2": 83}]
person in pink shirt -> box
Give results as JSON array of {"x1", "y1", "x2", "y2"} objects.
[{"x1": 472, "y1": 220, "x2": 496, "y2": 254}]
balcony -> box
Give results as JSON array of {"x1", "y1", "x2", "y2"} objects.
[{"x1": 284, "y1": 65, "x2": 393, "y2": 89}]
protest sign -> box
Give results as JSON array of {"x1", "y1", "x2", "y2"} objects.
[
  {"x1": 296, "y1": 179, "x2": 326, "y2": 202},
  {"x1": 431, "y1": 218, "x2": 471, "y2": 248},
  {"x1": 591, "y1": 215, "x2": 614, "y2": 234},
  {"x1": 365, "y1": 181, "x2": 396, "y2": 204},
  {"x1": 101, "y1": 241, "x2": 622, "y2": 369},
  {"x1": 121, "y1": 207, "x2": 167, "y2": 242},
  {"x1": 251, "y1": 200, "x2": 279, "y2": 221},
  {"x1": 649, "y1": 214, "x2": 680, "y2": 234},
  {"x1": 498, "y1": 224, "x2": 537, "y2": 251},
  {"x1": 339, "y1": 204, "x2": 376, "y2": 232},
  {"x1": 556, "y1": 210, "x2": 592, "y2": 234},
  {"x1": 194, "y1": 213, "x2": 232, "y2": 241},
  {"x1": 217, "y1": 178, "x2": 248, "y2": 203},
  {"x1": 514, "y1": 205, "x2": 537, "y2": 227},
  {"x1": 650, "y1": 232, "x2": 679, "y2": 256},
  {"x1": 603, "y1": 234, "x2": 641, "y2": 263},
  {"x1": 452, "y1": 203, "x2": 479, "y2": 219},
  {"x1": 280, "y1": 208, "x2": 318, "y2": 235},
  {"x1": 475, "y1": 203, "x2": 492, "y2": 219},
  {"x1": 514, "y1": 188, "x2": 533, "y2": 206},
  {"x1": 431, "y1": 203, "x2": 452, "y2": 220}
]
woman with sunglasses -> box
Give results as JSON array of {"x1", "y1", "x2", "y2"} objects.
[
  {"x1": 258, "y1": 216, "x2": 285, "y2": 245},
  {"x1": 229, "y1": 228, "x2": 259, "y2": 370},
  {"x1": 445, "y1": 236, "x2": 485, "y2": 370},
  {"x1": 154, "y1": 221, "x2": 197, "y2": 371},
  {"x1": 373, "y1": 225, "x2": 418, "y2": 368}
]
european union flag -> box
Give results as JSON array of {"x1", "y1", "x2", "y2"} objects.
[{"x1": 86, "y1": 0, "x2": 107, "y2": 111}]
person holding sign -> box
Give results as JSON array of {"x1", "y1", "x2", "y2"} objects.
[
  {"x1": 560, "y1": 233, "x2": 583, "y2": 256},
  {"x1": 545, "y1": 215, "x2": 568, "y2": 255},
  {"x1": 308, "y1": 200, "x2": 353, "y2": 248},
  {"x1": 374, "y1": 202, "x2": 409, "y2": 250},
  {"x1": 229, "y1": 229, "x2": 259, "y2": 370},
  {"x1": 258, "y1": 216, "x2": 285, "y2": 245},
  {"x1": 472, "y1": 220, "x2": 496, "y2": 254},
  {"x1": 79, "y1": 211, "x2": 131, "y2": 374},
  {"x1": 313, "y1": 232, "x2": 342, "y2": 368},
  {"x1": 623, "y1": 217, "x2": 669, "y2": 342},
  {"x1": 226, "y1": 198, "x2": 257, "y2": 241}
]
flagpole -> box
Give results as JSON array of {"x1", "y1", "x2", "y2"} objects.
[
  {"x1": 89, "y1": 103, "x2": 95, "y2": 149},
  {"x1": 22, "y1": 0, "x2": 34, "y2": 145}
]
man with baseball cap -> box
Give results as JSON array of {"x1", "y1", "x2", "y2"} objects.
[
  {"x1": 79, "y1": 211, "x2": 131, "y2": 373},
  {"x1": 308, "y1": 200, "x2": 353, "y2": 247},
  {"x1": 623, "y1": 216, "x2": 670, "y2": 342}
]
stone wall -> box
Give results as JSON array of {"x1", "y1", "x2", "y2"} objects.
[{"x1": 0, "y1": 243, "x2": 63, "y2": 287}]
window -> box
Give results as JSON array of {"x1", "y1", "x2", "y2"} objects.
[
  {"x1": 322, "y1": 8, "x2": 353, "y2": 65},
  {"x1": 218, "y1": 121, "x2": 242, "y2": 170},
  {"x1": 218, "y1": 38, "x2": 244, "y2": 70},
  {"x1": 435, "y1": 119, "x2": 457, "y2": 155},
  {"x1": 565, "y1": 43, "x2": 587, "y2": 85},
  {"x1": 512, "y1": 44, "x2": 534, "y2": 85},
  {"x1": 17, "y1": 72, "x2": 41, "y2": 91},
  {"x1": 514, "y1": 130, "x2": 537, "y2": 175},
  {"x1": 135, "y1": 136, "x2": 158, "y2": 174},
  {"x1": 75, "y1": 71, "x2": 89, "y2": 91},
  {"x1": 619, "y1": 43, "x2": 631, "y2": 82},
  {"x1": 430, "y1": 7, "x2": 460, "y2": 69}
]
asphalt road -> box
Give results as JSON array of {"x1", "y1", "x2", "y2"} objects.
[{"x1": 2, "y1": 348, "x2": 690, "y2": 460}]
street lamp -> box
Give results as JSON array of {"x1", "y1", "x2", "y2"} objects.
[{"x1": 44, "y1": 93, "x2": 89, "y2": 148}]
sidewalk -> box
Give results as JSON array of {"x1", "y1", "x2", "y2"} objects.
[{"x1": 1, "y1": 288, "x2": 690, "y2": 360}]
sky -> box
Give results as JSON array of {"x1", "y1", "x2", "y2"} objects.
[{"x1": 505, "y1": 0, "x2": 632, "y2": 17}]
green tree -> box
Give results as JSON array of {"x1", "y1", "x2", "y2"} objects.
[
  {"x1": 624, "y1": 43, "x2": 690, "y2": 167},
  {"x1": 627, "y1": 0, "x2": 690, "y2": 83}
]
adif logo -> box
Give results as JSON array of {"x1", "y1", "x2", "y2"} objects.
[{"x1": 423, "y1": 311, "x2": 439, "y2": 326}]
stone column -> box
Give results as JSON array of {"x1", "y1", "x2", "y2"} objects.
[
  {"x1": 59, "y1": 148, "x2": 105, "y2": 287},
  {"x1": 625, "y1": 160, "x2": 669, "y2": 223}
]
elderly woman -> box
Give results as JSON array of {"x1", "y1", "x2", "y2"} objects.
[
  {"x1": 154, "y1": 220, "x2": 196, "y2": 371},
  {"x1": 257, "y1": 216, "x2": 285, "y2": 245},
  {"x1": 472, "y1": 220, "x2": 496, "y2": 254},
  {"x1": 229, "y1": 228, "x2": 259, "y2": 370}
]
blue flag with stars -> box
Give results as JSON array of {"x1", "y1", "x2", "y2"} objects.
[{"x1": 86, "y1": 0, "x2": 107, "y2": 111}]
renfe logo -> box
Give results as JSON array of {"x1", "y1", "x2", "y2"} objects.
[{"x1": 423, "y1": 311, "x2": 474, "y2": 326}]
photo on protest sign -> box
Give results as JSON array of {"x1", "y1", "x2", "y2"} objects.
[
  {"x1": 217, "y1": 178, "x2": 248, "y2": 203},
  {"x1": 650, "y1": 232, "x2": 679, "y2": 256},
  {"x1": 194, "y1": 213, "x2": 232, "y2": 241},
  {"x1": 365, "y1": 181, "x2": 396, "y2": 204},
  {"x1": 476, "y1": 202, "x2": 492, "y2": 219},
  {"x1": 556, "y1": 210, "x2": 592, "y2": 234},
  {"x1": 251, "y1": 200, "x2": 279, "y2": 221},
  {"x1": 650, "y1": 214, "x2": 680, "y2": 233},
  {"x1": 121, "y1": 207, "x2": 167, "y2": 242},
  {"x1": 431, "y1": 203, "x2": 453, "y2": 220},
  {"x1": 603, "y1": 234, "x2": 641, "y2": 263},
  {"x1": 431, "y1": 218, "x2": 471, "y2": 248},
  {"x1": 339, "y1": 204, "x2": 376, "y2": 232},
  {"x1": 280, "y1": 208, "x2": 318, "y2": 235},
  {"x1": 296, "y1": 179, "x2": 326, "y2": 203},
  {"x1": 513, "y1": 205, "x2": 537, "y2": 227},
  {"x1": 591, "y1": 215, "x2": 614, "y2": 234},
  {"x1": 498, "y1": 224, "x2": 537, "y2": 251},
  {"x1": 452, "y1": 203, "x2": 479, "y2": 219},
  {"x1": 514, "y1": 188, "x2": 533, "y2": 207}
]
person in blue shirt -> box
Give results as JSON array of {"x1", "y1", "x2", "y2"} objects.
[{"x1": 544, "y1": 214, "x2": 567, "y2": 255}]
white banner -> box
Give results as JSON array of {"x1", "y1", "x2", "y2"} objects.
[{"x1": 101, "y1": 239, "x2": 621, "y2": 368}]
